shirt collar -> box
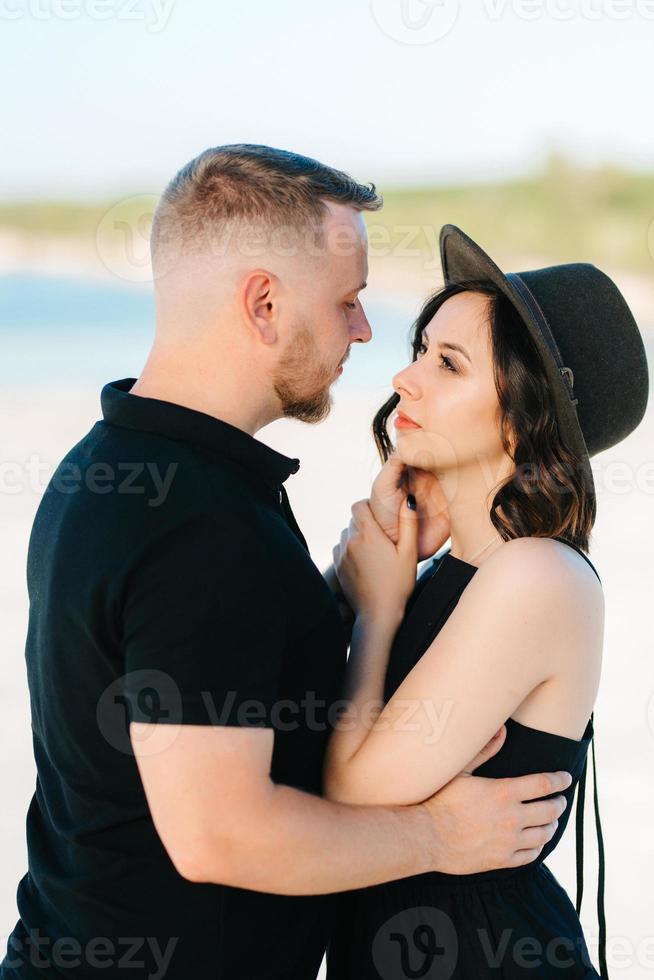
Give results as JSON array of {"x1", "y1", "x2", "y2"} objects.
[{"x1": 100, "y1": 378, "x2": 301, "y2": 489}]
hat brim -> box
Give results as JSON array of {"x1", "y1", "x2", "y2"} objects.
[{"x1": 439, "y1": 224, "x2": 595, "y2": 506}]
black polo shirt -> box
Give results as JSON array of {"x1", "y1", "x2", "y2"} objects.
[{"x1": 2, "y1": 378, "x2": 348, "y2": 980}]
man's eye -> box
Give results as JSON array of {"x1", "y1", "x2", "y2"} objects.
[{"x1": 345, "y1": 301, "x2": 357, "y2": 310}]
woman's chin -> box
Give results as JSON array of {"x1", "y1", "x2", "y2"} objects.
[
  {"x1": 394, "y1": 442, "x2": 446, "y2": 473},
  {"x1": 395, "y1": 429, "x2": 462, "y2": 473},
  {"x1": 393, "y1": 443, "x2": 419, "y2": 467}
]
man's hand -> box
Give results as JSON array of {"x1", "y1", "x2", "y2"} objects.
[
  {"x1": 413, "y1": 724, "x2": 571, "y2": 875},
  {"x1": 419, "y1": 762, "x2": 572, "y2": 875},
  {"x1": 370, "y1": 451, "x2": 450, "y2": 561}
]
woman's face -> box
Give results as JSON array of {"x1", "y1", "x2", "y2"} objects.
[{"x1": 391, "y1": 290, "x2": 514, "y2": 483}]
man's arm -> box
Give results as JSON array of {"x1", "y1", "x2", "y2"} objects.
[{"x1": 131, "y1": 721, "x2": 571, "y2": 893}]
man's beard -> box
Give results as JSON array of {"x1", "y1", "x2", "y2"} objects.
[{"x1": 273, "y1": 325, "x2": 346, "y2": 424}]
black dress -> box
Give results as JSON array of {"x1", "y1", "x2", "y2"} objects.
[{"x1": 326, "y1": 536, "x2": 607, "y2": 980}]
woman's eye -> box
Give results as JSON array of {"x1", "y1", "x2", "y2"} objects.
[{"x1": 415, "y1": 344, "x2": 457, "y2": 372}]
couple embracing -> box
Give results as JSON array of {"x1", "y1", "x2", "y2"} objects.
[{"x1": 1, "y1": 143, "x2": 648, "y2": 980}]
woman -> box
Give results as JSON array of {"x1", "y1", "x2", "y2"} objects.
[{"x1": 323, "y1": 225, "x2": 649, "y2": 979}]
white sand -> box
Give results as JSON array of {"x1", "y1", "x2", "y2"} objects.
[{"x1": 1, "y1": 370, "x2": 653, "y2": 978}]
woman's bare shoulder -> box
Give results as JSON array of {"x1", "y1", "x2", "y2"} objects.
[
  {"x1": 473, "y1": 535, "x2": 604, "y2": 619},
  {"x1": 478, "y1": 535, "x2": 601, "y2": 579},
  {"x1": 469, "y1": 538, "x2": 604, "y2": 732}
]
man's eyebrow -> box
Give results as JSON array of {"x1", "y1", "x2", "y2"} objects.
[
  {"x1": 423, "y1": 333, "x2": 472, "y2": 364},
  {"x1": 346, "y1": 281, "x2": 367, "y2": 294}
]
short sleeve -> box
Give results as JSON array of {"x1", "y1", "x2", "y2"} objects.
[{"x1": 119, "y1": 513, "x2": 287, "y2": 728}]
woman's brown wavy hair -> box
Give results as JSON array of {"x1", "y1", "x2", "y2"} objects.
[{"x1": 372, "y1": 280, "x2": 596, "y2": 552}]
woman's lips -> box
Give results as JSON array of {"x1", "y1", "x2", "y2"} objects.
[{"x1": 394, "y1": 410, "x2": 421, "y2": 430}]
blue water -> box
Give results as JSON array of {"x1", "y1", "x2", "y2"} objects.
[{"x1": 0, "y1": 273, "x2": 417, "y2": 391}]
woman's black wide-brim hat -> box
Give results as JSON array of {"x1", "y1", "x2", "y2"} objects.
[{"x1": 439, "y1": 224, "x2": 650, "y2": 505}]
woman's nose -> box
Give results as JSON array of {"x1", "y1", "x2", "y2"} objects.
[{"x1": 392, "y1": 362, "x2": 420, "y2": 399}]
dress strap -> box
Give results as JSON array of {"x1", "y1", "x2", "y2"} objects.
[{"x1": 575, "y1": 710, "x2": 609, "y2": 977}]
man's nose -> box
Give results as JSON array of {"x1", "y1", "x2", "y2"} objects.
[{"x1": 351, "y1": 305, "x2": 372, "y2": 344}]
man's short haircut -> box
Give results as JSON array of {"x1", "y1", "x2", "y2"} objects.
[{"x1": 150, "y1": 143, "x2": 383, "y2": 270}]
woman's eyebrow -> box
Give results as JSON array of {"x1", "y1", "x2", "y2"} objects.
[{"x1": 440, "y1": 341, "x2": 471, "y2": 364}]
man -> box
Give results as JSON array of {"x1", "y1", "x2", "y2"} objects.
[{"x1": 1, "y1": 144, "x2": 571, "y2": 980}]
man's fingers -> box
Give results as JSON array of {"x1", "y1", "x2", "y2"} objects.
[
  {"x1": 518, "y1": 796, "x2": 568, "y2": 829},
  {"x1": 507, "y1": 846, "x2": 546, "y2": 867},
  {"x1": 505, "y1": 770, "x2": 572, "y2": 803},
  {"x1": 518, "y1": 823, "x2": 559, "y2": 850}
]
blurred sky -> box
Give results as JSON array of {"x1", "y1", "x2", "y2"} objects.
[{"x1": 1, "y1": 0, "x2": 652, "y2": 199}]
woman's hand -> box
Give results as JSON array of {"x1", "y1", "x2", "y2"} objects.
[
  {"x1": 332, "y1": 496, "x2": 418, "y2": 622},
  {"x1": 370, "y1": 451, "x2": 450, "y2": 561},
  {"x1": 460, "y1": 725, "x2": 507, "y2": 774}
]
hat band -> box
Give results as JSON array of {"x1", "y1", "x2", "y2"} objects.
[{"x1": 505, "y1": 272, "x2": 579, "y2": 409}]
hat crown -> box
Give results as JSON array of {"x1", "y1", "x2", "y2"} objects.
[{"x1": 513, "y1": 262, "x2": 649, "y2": 457}]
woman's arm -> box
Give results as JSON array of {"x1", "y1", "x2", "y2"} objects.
[
  {"x1": 323, "y1": 607, "x2": 403, "y2": 778},
  {"x1": 324, "y1": 536, "x2": 603, "y2": 807}
]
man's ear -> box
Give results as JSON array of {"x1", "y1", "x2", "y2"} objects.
[{"x1": 241, "y1": 270, "x2": 279, "y2": 345}]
